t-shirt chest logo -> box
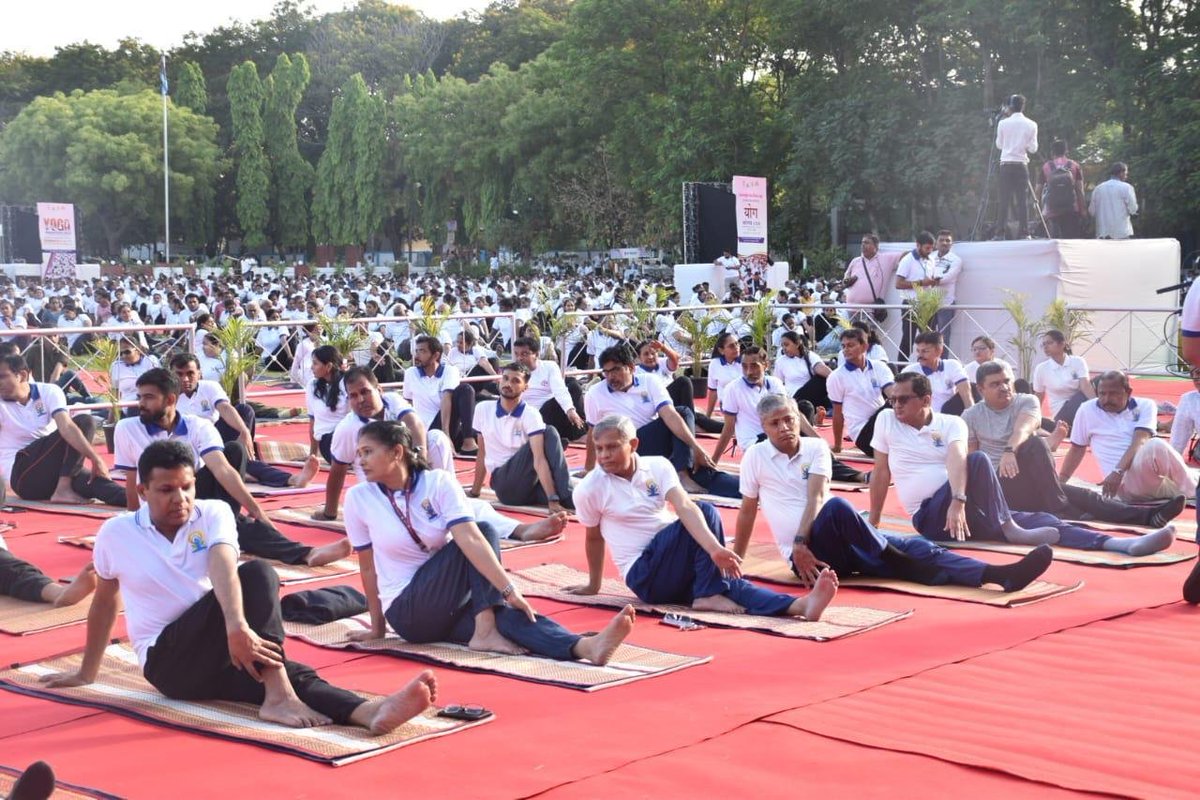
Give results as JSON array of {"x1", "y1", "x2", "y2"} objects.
[
  {"x1": 200, "y1": 400, "x2": 212, "y2": 413},
  {"x1": 645, "y1": 480, "x2": 660, "y2": 498},
  {"x1": 33, "y1": 400, "x2": 46, "y2": 416},
  {"x1": 188, "y1": 530, "x2": 207, "y2": 553},
  {"x1": 640, "y1": 390, "x2": 650, "y2": 403},
  {"x1": 929, "y1": 431, "x2": 945, "y2": 448},
  {"x1": 421, "y1": 499, "x2": 439, "y2": 520}
]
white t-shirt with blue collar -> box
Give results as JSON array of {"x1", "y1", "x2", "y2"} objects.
[
  {"x1": 1069, "y1": 396, "x2": 1157, "y2": 476},
  {"x1": 827, "y1": 358, "x2": 894, "y2": 439},
  {"x1": 472, "y1": 399, "x2": 546, "y2": 473},
  {"x1": 174, "y1": 379, "x2": 230, "y2": 423},
  {"x1": 402, "y1": 363, "x2": 462, "y2": 428},
  {"x1": 113, "y1": 412, "x2": 225, "y2": 476},
  {"x1": 718, "y1": 376, "x2": 788, "y2": 449},
  {"x1": 583, "y1": 374, "x2": 671, "y2": 429},
  {"x1": 902, "y1": 358, "x2": 969, "y2": 412},
  {"x1": 0, "y1": 382, "x2": 68, "y2": 482},
  {"x1": 871, "y1": 409, "x2": 967, "y2": 515}
]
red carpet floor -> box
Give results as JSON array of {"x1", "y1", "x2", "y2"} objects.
[{"x1": 0, "y1": 377, "x2": 1196, "y2": 797}]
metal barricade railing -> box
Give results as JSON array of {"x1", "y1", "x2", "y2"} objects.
[{"x1": 1066, "y1": 306, "x2": 1181, "y2": 376}]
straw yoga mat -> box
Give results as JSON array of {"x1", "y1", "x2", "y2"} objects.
[
  {"x1": 0, "y1": 643, "x2": 491, "y2": 766},
  {"x1": 510, "y1": 564, "x2": 910, "y2": 641},
  {"x1": 0, "y1": 594, "x2": 96, "y2": 635},
  {"x1": 285, "y1": 616, "x2": 710, "y2": 692},
  {"x1": 0, "y1": 763, "x2": 123, "y2": 800},
  {"x1": 6, "y1": 498, "x2": 120, "y2": 520},
  {"x1": 738, "y1": 543, "x2": 1084, "y2": 608},
  {"x1": 256, "y1": 440, "x2": 330, "y2": 470},
  {"x1": 265, "y1": 505, "x2": 563, "y2": 550},
  {"x1": 106, "y1": 473, "x2": 326, "y2": 498},
  {"x1": 1070, "y1": 517, "x2": 1198, "y2": 544},
  {"x1": 56, "y1": 536, "x2": 358, "y2": 586},
  {"x1": 876, "y1": 515, "x2": 1195, "y2": 568}
]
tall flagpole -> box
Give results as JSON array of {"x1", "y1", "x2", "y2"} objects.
[{"x1": 161, "y1": 54, "x2": 170, "y2": 264}]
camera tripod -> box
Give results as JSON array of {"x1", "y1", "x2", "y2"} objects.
[{"x1": 968, "y1": 111, "x2": 1050, "y2": 241}]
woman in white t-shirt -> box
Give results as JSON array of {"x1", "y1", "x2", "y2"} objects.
[
  {"x1": 705, "y1": 333, "x2": 743, "y2": 418},
  {"x1": 774, "y1": 330, "x2": 832, "y2": 415},
  {"x1": 343, "y1": 420, "x2": 634, "y2": 662},
  {"x1": 306, "y1": 345, "x2": 349, "y2": 463},
  {"x1": 1031, "y1": 329, "x2": 1094, "y2": 424}
]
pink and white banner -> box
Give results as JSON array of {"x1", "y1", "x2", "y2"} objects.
[
  {"x1": 732, "y1": 175, "x2": 767, "y2": 256},
  {"x1": 36, "y1": 202, "x2": 77, "y2": 252}
]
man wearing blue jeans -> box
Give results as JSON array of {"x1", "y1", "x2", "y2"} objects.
[
  {"x1": 868, "y1": 373, "x2": 1174, "y2": 559},
  {"x1": 568, "y1": 414, "x2": 838, "y2": 619}
]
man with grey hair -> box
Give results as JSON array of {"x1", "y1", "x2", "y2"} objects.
[
  {"x1": 733, "y1": 394, "x2": 1039, "y2": 590},
  {"x1": 963, "y1": 362, "x2": 1183, "y2": 527},
  {"x1": 1060, "y1": 371, "x2": 1194, "y2": 504},
  {"x1": 569, "y1": 413, "x2": 840, "y2": 619}
]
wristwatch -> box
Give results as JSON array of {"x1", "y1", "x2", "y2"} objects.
[
  {"x1": 548, "y1": 493, "x2": 561, "y2": 502},
  {"x1": 952, "y1": 492, "x2": 968, "y2": 503},
  {"x1": 1002, "y1": 446, "x2": 1015, "y2": 453}
]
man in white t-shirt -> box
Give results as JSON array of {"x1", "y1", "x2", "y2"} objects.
[
  {"x1": 733, "y1": 394, "x2": 1028, "y2": 590},
  {"x1": 447, "y1": 327, "x2": 499, "y2": 398},
  {"x1": 169, "y1": 353, "x2": 319, "y2": 491},
  {"x1": 870, "y1": 372, "x2": 1168, "y2": 558},
  {"x1": 711, "y1": 345, "x2": 788, "y2": 461},
  {"x1": 467, "y1": 362, "x2": 573, "y2": 515},
  {"x1": 584, "y1": 344, "x2": 729, "y2": 495},
  {"x1": 110, "y1": 337, "x2": 161, "y2": 407},
  {"x1": 965, "y1": 361, "x2": 1182, "y2": 532},
  {"x1": 902, "y1": 330, "x2": 973, "y2": 415},
  {"x1": 894, "y1": 231, "x2": 937, "y2": 362},
  {"x1": 511, "y1": 335, "x2": 587, "y2": 442},
  {"x1": 568, "y1": 414, "x2": 838, "y2": 617},
  {"x1": 402, "y1": 335, "x2": 478, "y2": 454},
  {"x1": 0, "y1": 355, "x2": 125, "y2": 507},
  {"x1": 828, "y1": 327, "x2": 895, "y2": 457},
  {"x1": 41, "y1": 440, "x2": 437, "y2": 735},
  {"x1": 114, "y1": 368, "x2": 348, "y2": 568},
  {"x1": 1059, "y1": 371, "x2": 1195, "y2": 503},
  {"x1": 930, "y1": 230, "x2": 963, "y2": 344},
  {"x1": 994, "y1": 94, "x2": 1038, "y2": 239}
]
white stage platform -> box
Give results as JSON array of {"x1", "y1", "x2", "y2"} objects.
[{"x1": 877, "y1": 239, "x2": 1181, "y2": 374}]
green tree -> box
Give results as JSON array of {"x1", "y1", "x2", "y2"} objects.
[
  {"x1": 174, "y1": 60, "x2": 208, "y2": 114},
  {"x1": 227, "y1": 61, "x2": 270, "y2": 249},
  {"x1": 264, "y1": 53, "x2": 314, "y2": 249},
  {"x1": 447, "y1": 0, "x2": 571, "y2": 82},
  {"x1": 0, "y1": 89, "x2": 221, "y2": 255},
  {"x1": 312, "y1": 73, "x2": 385, "y2": 246}
]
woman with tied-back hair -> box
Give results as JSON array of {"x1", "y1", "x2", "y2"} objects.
[
  {"x1": 343, "y1": 420, "x2": 636, "y2": 664},
  {"x1": 306, "y1": 345, "x2": 348, "y2": 464}
]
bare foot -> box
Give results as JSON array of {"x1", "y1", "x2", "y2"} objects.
[
  {"x1": 692, "y1": 594, "x2": 745, "y2": 614},
  {"x1": 48, "y1": 488, "x2": 90, "y2": 505},
  {"x1": 289, "y1": 455, "x2": 321, "y2": 488},
  {"x1": 573, "y1": 605, "x2": 636, "y2": 665},
  {"x1": 49, "y1": 564, "x2": 97, "y2": 607},
  {"x1": 366, "y1": 670, "x2": 437, "y2": 734},
  {"x1": 788, "y1": 569, "x2": 839, "y2": 620},
  {"x1": 468, "y1": 628, "x2": 527, "y2": 655},
  {"x1": 259, "y1": 697, "x2": 332, "y2": 728},
  {"x1": 814, "y1": 407, "x2": 827, "y2": 427},
  {"x1": 514, "y1": 512, "x2": 568, "y2": 542},
  {"x1": 679, "y1": 474, "x2": 708, "y2": 494},
  {"x1": 306, "y1": 538, "x2": 352, "y2": 567}
]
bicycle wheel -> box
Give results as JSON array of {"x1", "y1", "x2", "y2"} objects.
[{"x1": 1163, "y1": 309, "x2": 1190, "y2": 376}]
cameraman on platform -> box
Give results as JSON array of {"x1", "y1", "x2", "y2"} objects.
[{"x1": 994, "y1": 94, "x2": 1038, "y2": 240}]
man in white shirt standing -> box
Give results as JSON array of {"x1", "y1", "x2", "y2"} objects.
[
  {"x1": 42, "y1": 440, "x2": 437, "y2": 735},
  {"x1": 467, "y1": 362, "x2": 573, "y2": 513},
  {"x1": 1089, "y1": 162, "x2": 1138, "y2": 240},
  {"x1": 1059, "y1": 371, "x2": 1195, "y2": 503},
  {"x1": 870, "y1": 372, "x2": 1170, "y2": 558},
  {"x1": 733, "y1": 394, "x2": 1042, "y2": 591},
  {"x1": 930, "y1": 230, "x2": 963, "y2": 345},
  {"x1": 894, "y1": 231, "x2": 937, "y2": 361},
  {"x1": 994, "y1": 93, "x2": 1038, "y2": 239},
  {"x1": 569, "y1": 414, "x2": 838, "y2": 618}
]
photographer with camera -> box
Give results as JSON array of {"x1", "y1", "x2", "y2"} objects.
[
  {"x1": 842, "y1": 234, "x2": 892, "y2": 328},
  {"x1": 994, "y1": 94, "x2": 1039, "y2": 239}
]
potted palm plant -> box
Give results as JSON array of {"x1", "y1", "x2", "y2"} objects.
[
  {"x1": 211, "y1": 316, "x2": 262, "y2": 403},
  {"x1": 318, "y1": 314, "x2": 369, "y2": 368},
  {"x1": 747, "y1": 296, "x2": 777, "y2": 350},
  {"x1": 1002, "y1": 290, "x2": 1042, "y2": 381},
  {"x1": 409, "y1": 296, "x2": 450, "y2": 340},
  {"x1": 675, "y1": 308, "x2": 719, "y2": 399},
  {"x1": 88, "y1": 338, "x2": 124, "y2": 452}
]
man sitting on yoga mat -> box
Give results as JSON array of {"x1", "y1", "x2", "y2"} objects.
[
  {"x1": 41, "y1": 440, "x2": 437, "y2": 734},
  {"x1": 114, "y1": 369, "x2": 348, "y2": 568},
  {"x1": 711, "y1": 346, "x2": 868, "y2": 484},
  {"x1": 732, "y1": 394, "x2": 1052, "y2": 592},
  {"x1": 466, "y1": 361, "x2": 574, "y2": 515},
  {"x1": 828, "y1": 327, "x2": 895, "y2": 459},
  {"x1": 1058, "y1": 370, "x2": 1196, "y2": 505},
  {"x1": 0, "y1": 355, "x2": 125, "y2": 507},
  {"x1": 170, "y1": 353, "x2": 320, "y2": 491},
  {"x1": 963, "y1": 361, "x2": 1185, "y2": 528},
  {"x1": 0, "y1": 532, "x2": 96, "y2": 607},
  {"x1": 868, "y1": 372, "x2": 1174, "y2": 557},
  {"x1": 568, "y1": 413, "x2": 839, "y2": 618},
  {"x1": 344, "y1": 420, "x2": 633, "y2": 662},
  {"x1": 900, "y1": 331, "x2": 973, "y2": 416},
  {"x1": 316, "y1": 366, "x2": 452, "y2": 521}
]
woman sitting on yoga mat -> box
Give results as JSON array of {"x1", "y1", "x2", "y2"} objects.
[
  {"x1": 343, "y1": 420, "x2": 635, "y2": 663},
  {"x1": 306, "y1": 345, "x2": 349, "y2": 464},
  {"x1": 1032, "y1": 329, "x2": 1094, "y2": 427}
]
